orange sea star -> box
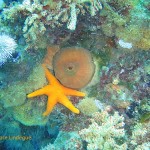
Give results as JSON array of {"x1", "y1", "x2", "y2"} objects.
[{"x1": 27, "y1": 65, "x2": 85, "y2": 116}]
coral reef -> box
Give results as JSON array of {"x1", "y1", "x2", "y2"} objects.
[
  {"x1": 0, "y1": 0, "x2": 150, "y2": 149},
  {"x1": 41, "y1": 109, "x2": 150, "y2": 150},
  {"x1": 0, "y1": 64, "x2": 48, "y2": 127},
  {"x1": 53, "y1": 47, "x2": 95, "y2": 89},
  {"x1": 104, "y1": 82, "x2": 133, "y2": 109},
  {"x1": 79, "y1": 111, "x2": 127, "y2": 150},
  {"x1": 96, "y1": 50, "x2": 150, "y2": 112},
  {"x1": 130, "y1": 123, "x2": 148, "y2": 147},
  {"x1": 134, "y1": 143, "x2": 150, "y2": 150},
  {"x1": 127, "y1": 121, "x2": 150, "y2": 149},
  {"x1": 0, "y1": 0, "x2": 102, "y2": 49},
  {"x1": 0, "y1": 0, "x2": 149, "y2": 51}
]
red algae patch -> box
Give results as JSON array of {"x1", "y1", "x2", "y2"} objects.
[{"x1": 53, "y1": 47, "x2": 95, "y2": 89}]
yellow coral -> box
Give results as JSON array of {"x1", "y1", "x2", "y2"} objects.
[{"x1": 78, "y1": 97, "x2": 99, "y2": 116}]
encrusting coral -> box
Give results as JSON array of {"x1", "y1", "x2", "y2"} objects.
[
  {"x1": 0, "y1": 64, "x2": 48, "y2": 126},
  {"x1": 0, "y1": 81, "x2": 27, "y2": 108},
  {"x1": 13, "y1": 100, "x2": 48, "y2": 126},
  {"x1": 53, "y1": 47, "x2": 95, "y2": 89},
  {"x1": 0, "y1": 65, "x2": 46, "y2": 108},
  {"x1": 27, "y1": 65, "x2": 85, "y2": 116}
]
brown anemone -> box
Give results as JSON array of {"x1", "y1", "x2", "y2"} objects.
[{"x1": 53, "y1": 47, "x2": 95, "y2": 89}]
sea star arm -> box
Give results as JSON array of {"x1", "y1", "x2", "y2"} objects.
[
  {"x1": 62, "y1": 86, "x2": 86, "y2": 97},
  {"x1": 27, "y1": 85, "x2": 52, "y2": 98},
  {"x1": 58, "y1": 95, "x2": 80, "y2": 114},
  {"x1": 42, "y1": 65, "x2": 60, "y2": 85},
  {"x1": 43, "y1": 95, "x2": 57, "y2": 116}
]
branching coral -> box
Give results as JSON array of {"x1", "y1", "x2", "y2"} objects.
[
  {"x1": 1, "y1": 0, "x2": 102, "y2": 49},
  {"x1": 79, "y1": 111, "x2": 127, "y2": 150},
  {"x1": 130, "y1": 123, "x2": 149, "y2": 148},
  {"x1": 1, "y1": 0, "x2": 149, "y2": 52}
]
